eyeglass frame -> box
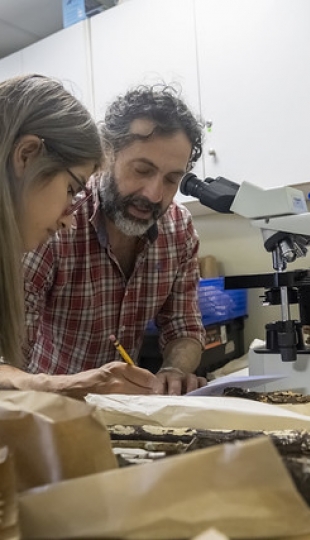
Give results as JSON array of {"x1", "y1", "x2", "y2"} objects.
[
  {"x1": 64, "y1": 168, "x2": 92, "y2": 216},
  {"x1": 37, "y1": 138, "x2": 93, "y2": 216}
]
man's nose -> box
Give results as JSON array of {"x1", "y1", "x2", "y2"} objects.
[{"x1": 142, "y1": 175, "x2": 163, "y2": 203}]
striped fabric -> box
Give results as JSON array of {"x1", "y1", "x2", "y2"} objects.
[{"x1": 23, "y1": 180, "x2": 206, "y2": 375}]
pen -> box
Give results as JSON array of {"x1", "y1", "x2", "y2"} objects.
[{"x1": 109, "y1": 334, "x2": 135, "y2": 366}]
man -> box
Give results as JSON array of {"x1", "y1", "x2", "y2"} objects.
[{"x1": 0, "y1": 85, "x2": 206, "y2": 397}]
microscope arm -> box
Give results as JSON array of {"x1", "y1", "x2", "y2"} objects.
[
  {"x1": 252, "y1": 214, "x2": 310, "y2": 236},
  {"x1": 180, "y1": 173, "x2": 310, "y2": 362}
]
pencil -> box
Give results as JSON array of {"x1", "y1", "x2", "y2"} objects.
[{"x1": 109, "y1": 334, "x2": 135, "y2": 366}]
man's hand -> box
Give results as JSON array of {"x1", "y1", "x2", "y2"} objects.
[
  {"x1": 157, "y1": 337, "x2": 206, "y2": 394},
  {"x1": 156, "y1": 367, "x2": 207, "y2": 395}
]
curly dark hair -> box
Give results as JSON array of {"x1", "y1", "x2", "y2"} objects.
[{"x1": 100, "y1": 84, "x2": 204, "y2": 170}]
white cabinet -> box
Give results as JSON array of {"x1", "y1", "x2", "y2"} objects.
[
  {"x1": 90, "y1": 0, "x2": 205, "y2": 206},
  {"x1": 90, "y1": 0, "x2": 200, "y2": 122},
  {"x1": 2, "y1": 0, "x2": 310, "y2": 205},
  {"x1": 0, "y1": 51, "x2": 22, "y2": 82},
  {"x1": 195, "y1": 0, "x2": 310, "y2": 194},
  {"x1": 0, "y1": 21, "x2": 93, "y2": 112},
  {"x1": 21, "y1": 20, "x2": 93, "y2": 112},
  {"x1": 91, "y1": 0, "x2": 310, "y2": 210}
]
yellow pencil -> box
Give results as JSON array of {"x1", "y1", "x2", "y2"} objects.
[{"x1": 109, "y1": 334, "x2": 135, "y2": 366}]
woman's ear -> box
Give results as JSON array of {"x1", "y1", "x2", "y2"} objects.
[{"x1": 12, "y1": 135, "x2": 43, "y2": 179}]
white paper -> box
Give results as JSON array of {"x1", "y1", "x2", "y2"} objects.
[
  {"x1": 86, "y1": 394, "x2": 310, "y2": 431},
  {"x1": 187, "y1": 374, "x2": 288, "y2": 396}
]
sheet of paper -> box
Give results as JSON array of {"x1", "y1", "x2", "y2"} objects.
[
  {"x1": 187, "y1": 374, "x2": 287, "y2": 396},
  {"x1": 87, "y1": 393, "x2": 310, "y2": 430}
]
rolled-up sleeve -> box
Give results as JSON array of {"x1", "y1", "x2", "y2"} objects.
[{"x1": 156, "y1": 208, "x2": 206, "y2": 352}]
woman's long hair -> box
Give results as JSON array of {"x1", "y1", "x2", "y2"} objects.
[{"x1": 0, "y1": 74, "x2": 103, "y2": 366}]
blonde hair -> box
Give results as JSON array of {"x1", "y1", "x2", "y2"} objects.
[{"x1": 0, "y1": 74, "x2": 102, "y2": 366}]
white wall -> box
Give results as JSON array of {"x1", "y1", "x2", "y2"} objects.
[
  {"x1": 2, "y1": 0, "x2": 310, "y2": 194},
  {"x1": 90, "y1": 0, "x2": 205, "y2": 198},
  {"x1": 0, "y1": 20, "x2": 93, "y2": 111},
  {"x1": 1, "y1": 0, "x2": 310, "y2": 352},
  {"x1": 21, "y1": 21, "x2": 94, "y2": 112},
  {"x1": 0, "y1": 51, "x2": 22, "y2": 79},
  {"x1": 195, "y1": 0, "x2": 310, "y2": 192}
]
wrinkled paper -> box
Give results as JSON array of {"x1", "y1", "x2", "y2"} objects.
[
  {"x1": 3, "y1": 391, "x2": 310, "y2": 539},
  {"x1": 86, "y1": 393, "x2": 310, "y2": 431},
  {"x1": 0, "y1": 446, "x2": 19, "y2": 540},
  {"x1": 0, "y1": 390, "x2": 117, "y2": 492},
  {"x1": 191, "y1": 530, "x2": 229, "y2": 540},
  {"x1": 19, "y1": 437, "x2": 310, "y2": 539}
]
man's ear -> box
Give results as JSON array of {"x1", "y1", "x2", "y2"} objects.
[{"x1": 12, "y1": 135, "x2": 44, "y2": 179}]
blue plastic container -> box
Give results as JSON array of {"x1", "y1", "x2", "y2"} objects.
[
  {"x1": 199, "y1": 277, "x2": 247, "y2": 326},
  {"x1": 146, "y1": 277, "x2": 247, "y2": 332}
]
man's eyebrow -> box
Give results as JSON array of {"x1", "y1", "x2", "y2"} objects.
[
  {"x1": 132, "y1": 158, "x2": 186, "y2": 176},
  {"x1": 132, "y1": 158, "x2": 155, "y2": 166},
  {"x1": 168, "y1": 170, "x2": 187, "y2": 177}
]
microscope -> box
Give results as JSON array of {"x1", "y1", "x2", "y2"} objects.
[{"x1": 180, "y1": 173, "x2": 310, "y2": 393}]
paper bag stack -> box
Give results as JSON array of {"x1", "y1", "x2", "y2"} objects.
[
  {"x1": 0, "y1": 390, "x2": 117, "y2": 492},
  {"x1": 0, "y1": 446, "x2": 19, "y2": 540},
  {"x1": 3, "y1": 390, "x2": 310, "y2": 538},
  {"x1": 0, "y1": 390, "x2": 118, "y2": 539}
]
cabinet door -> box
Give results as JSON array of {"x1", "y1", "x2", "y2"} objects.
[
  {"x1": 195, "y1": 0, "x2": 310, "y2": 193},
  {"x1": 0, "y1": 51, "x2": 22, "y2": 82},
  {"x1": 90, "y1": 0, "x2": 204, "y2": 206},
  {"x1": 21, "y1": 20, "x2": 93, "y2": 112}
]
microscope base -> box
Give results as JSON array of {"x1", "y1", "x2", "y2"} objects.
[{"x1": 249, "y1": 348, "x2": 310, "y2": 394}]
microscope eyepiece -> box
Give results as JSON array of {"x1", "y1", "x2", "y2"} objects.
[{"x1": 180, "y1": 173, "x2": 239, "y2": 213}]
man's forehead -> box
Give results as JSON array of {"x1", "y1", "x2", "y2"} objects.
[{"x1": 129, "y1": 118, "x2": 156, "y2": 136}]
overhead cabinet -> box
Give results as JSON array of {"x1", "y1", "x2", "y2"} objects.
[{"x1": 0, "y1": 0, "x2": 310, "y2": 199}]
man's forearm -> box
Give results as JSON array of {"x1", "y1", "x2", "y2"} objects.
[{"x1": 161, "y1": 337, "x2": 202, "y2": 374}]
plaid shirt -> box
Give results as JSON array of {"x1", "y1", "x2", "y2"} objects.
[{"x1": 23, "y1": 180, "x2": 206, "y2": 374}]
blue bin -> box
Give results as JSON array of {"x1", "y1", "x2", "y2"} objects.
[
  {"x1": 199, "y1": 277, "x2": 247, "y2": 326},
  {"x1": 146, "y1": 277, "x2": 247, "y2": 332}
]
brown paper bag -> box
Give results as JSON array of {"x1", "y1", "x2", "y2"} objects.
[
  {"x1": 19, "y1": 437, "x2": 310, "y2": 539},
  {"x1": 191, "y1": 530, "x2": 229, "y2": 540},
  {"x1": 0, "y1": 390, "x2": 117, "y2": 492},
  {"x1": 0, "y1": 446, "x2": 20, "y2": 540}
]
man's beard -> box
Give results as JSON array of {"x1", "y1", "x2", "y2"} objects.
[{"x1": 99, "y1": 172, "x2": 166, "y2": 236}]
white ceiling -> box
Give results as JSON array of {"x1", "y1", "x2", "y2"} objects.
[
  {"x1": 0, "y1": 0, "x2": 128, "y2": 60},
  {"x1": 0, "y1": 0, "x2": 64, "y2": 60}
]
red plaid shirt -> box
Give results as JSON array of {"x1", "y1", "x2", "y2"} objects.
[{"x1": 23, "y1": 180, "x2": 206, "y2": 374}]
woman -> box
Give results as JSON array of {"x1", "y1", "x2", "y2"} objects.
[{"x1": 0, "y1": 74, "x2": 103, "y2": 367}]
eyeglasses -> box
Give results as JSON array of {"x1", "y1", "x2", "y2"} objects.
[
  {"x1": 64, "y1": 168, "x2": 92, "y2": 216},
  {"x1": 38, "y1": 139, "x2": 92, "y2": 216}
]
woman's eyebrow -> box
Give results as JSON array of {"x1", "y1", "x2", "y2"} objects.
[{"x1": 66, "y1": 168, "x2": 87, "y2": 189}]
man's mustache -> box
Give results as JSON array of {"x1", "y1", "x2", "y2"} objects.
[{"x1": 122, "y1": 195, "x2": 162, "y2": 216}]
